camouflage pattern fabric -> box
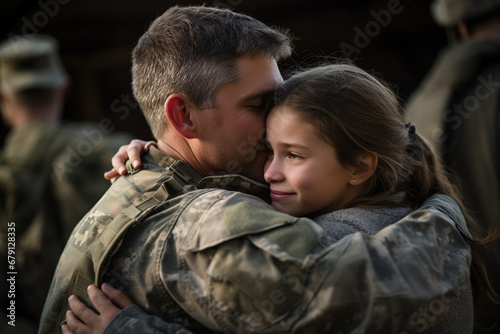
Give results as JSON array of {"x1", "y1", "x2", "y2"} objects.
[
  {"x1": 107, "y1": 192, "x2": 470, "y2": 334},
  {"x1": 39, "y1": 147, "x2": 472, "y2": 334},
  {"x1": 39, "y1": 146, "x2": 206, "y2": 333},
  {"x1": 0, "y1": 122, "x2": 132, "y2": 332}
]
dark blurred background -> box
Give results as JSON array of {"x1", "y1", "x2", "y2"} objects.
[{"x1": 0, "y1": 0, "x2": 446, "y2": 145}]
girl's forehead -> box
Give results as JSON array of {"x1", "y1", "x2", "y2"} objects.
[
  {"x1": 267, "y1": 105, "x2": 297, "y2": 121},
  {"x1": 267, "y1": 106, "x2": 311, "y2": 128},
  {"x1": 267, "y1": 106, "x2": 295, "y2": 129},
  {"x1": 266, "y1": 106, "x2": 318, "y2": 138}
]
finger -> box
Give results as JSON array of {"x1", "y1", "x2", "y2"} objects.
[
  {"x1": 61, "y1": 323, "x2": 74, "y2": 334},
  {"x1": 144, "y1": 141, "x2": 158, "y2": 151},
  {"x1": 128, "y1": 140, "x2": 149, "y2": 169},
  {"x1": 104, "y1": 168, "x2": 119, "y2": 181},
  {"x1": 102, "y1": 283, "x2": 134, "y2": 309},
  {"x1": 68, "y1": 294, "x2": 98, "y2": 325},
  {"x1": 65, "y1": 310, "x2": 91, "y2": 334},
  {"x1": 111, "y1": 145, "x2": 130, "y2": 175},
  {"x1": 88, "y1": 284, "x2": 120, "y2": 315}
]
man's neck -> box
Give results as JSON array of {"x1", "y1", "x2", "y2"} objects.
[{"x1": 157, "y1": 136, "x2": 209, "y2": 177}]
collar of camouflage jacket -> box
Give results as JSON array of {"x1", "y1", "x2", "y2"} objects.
[
  {"x1": 141, "y1": 146, "x2": 271, "y2": 203},
  {"x1": 197, "y1": 175, "x2": 271, "y2": 204}
]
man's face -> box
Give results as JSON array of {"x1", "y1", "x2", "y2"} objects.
[{"x1": 194, "y1": 55, "x2": 283, "y2": 183}]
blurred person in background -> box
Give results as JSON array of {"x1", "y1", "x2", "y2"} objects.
[
  {"x1": 0, "y1": 34, "x2": 132, "y2": 332},
  {"x1": 406, "y1": 0, "x2": 500, "y2": 331}
]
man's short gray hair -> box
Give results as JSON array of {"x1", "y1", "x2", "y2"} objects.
[{"x1": 132, "y1": 6, "x2": 292, "y2": 139}]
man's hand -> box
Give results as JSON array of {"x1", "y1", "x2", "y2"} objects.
[
  {"x1": 62, "y1": 283, "x2": 134, "y2": 334},
  {"x1": 104, "y1": 140, "x2": 156, "y2": 183}
]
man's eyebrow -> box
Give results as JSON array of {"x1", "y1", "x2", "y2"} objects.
[{"x1": 240, "y1": 89, "x2": 275, "y2": 103}]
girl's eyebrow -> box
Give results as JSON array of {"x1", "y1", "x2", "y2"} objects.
[{"x1": 277, "y1": 142, "x2": 310, "y2": 151}]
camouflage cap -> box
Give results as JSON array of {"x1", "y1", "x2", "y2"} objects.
[
  {"x1": 431, "y1": 0, "x2": 500, "y2": 26},
  {"x1": 0, "y1": 34, "x2": 67, "y2": 93}
]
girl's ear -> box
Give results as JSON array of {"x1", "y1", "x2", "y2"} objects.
[
  {"x1": 165, "y1": 94, "x2": 197, "y2": 139},
  {"x1": 351, "y1": 153, "x2": 378, "y2": 185}
]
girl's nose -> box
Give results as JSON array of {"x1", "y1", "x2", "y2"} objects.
[{"x1": 264, "y1": 156, "x2": 283, "y2": 183}]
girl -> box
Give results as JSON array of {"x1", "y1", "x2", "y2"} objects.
[
  {"x1": 105, "y1": 63, "x2": 497, "y2": 332},
  {"x1": 263, "y1": 63, "x2": 496, "y2": 332}
]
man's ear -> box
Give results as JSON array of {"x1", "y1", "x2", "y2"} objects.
[
  {"x1": 351, "y1": 153, "x2": 378, "y2": 185},
  {"x1": 165, "y1": 94, "x2": 197, "y2": 139}
]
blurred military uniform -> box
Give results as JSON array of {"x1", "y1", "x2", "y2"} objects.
[
  {"x1": 0, "y1": 35, "x2": 132, "y2": 332},
  {"x1": 40, "y1": 146, "x2": 473, "y2": 334},
  {"x1": 406, "y1": 1, "x2": 500, "y2": 330}
]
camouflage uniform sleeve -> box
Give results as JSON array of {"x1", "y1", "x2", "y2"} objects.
[
  {"x1": 106, "y1": 192, "x2": 471, "y2": 333},
  {"x1": 104, "y1": 305, "x2": 194, "y2": 334},
  {"x1": 171, "y1": 192, "x2": 470, "y2": 333}
]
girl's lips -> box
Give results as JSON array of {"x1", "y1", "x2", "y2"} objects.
[{"x1": 270, "y1": 189, "x2": 295, "y2": 200}]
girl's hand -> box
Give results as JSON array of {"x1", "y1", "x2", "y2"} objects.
[
  {"x1": 62, "y1": 283, "x2": 134, "y2": 334},
  {"x1": 104, "y1": 140, "x2": 157, "y2": 183}
]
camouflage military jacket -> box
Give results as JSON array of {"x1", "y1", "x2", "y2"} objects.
[{"x1": 39, "y1": 147, "x2": 472, "y2": 334}]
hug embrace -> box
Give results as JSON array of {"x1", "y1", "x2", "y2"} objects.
[{"x1": 39, "y1": 6, "x2": 498, "y2": 334}]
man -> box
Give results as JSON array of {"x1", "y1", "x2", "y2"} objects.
[
  {"x1": 40, "y1": 6, "x2": 472, "y2": 334},
  {"x1": 0, "y1": 34, "x2": 132, "y2": 332},
  {"x1": 406, "y1": 0, "x2": 500, "y2": 330}
]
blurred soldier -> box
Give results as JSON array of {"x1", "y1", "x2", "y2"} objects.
[
  {"x1": 0, "y1": 34, "x2": 132, "y2": 332},
  {"x1": 406, "y1": 0, "x2": 500, "y2": 330}
]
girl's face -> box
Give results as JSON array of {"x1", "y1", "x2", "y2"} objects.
[{"x1": 264, "y1": 106, "x2": 358, "y2": 217}]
